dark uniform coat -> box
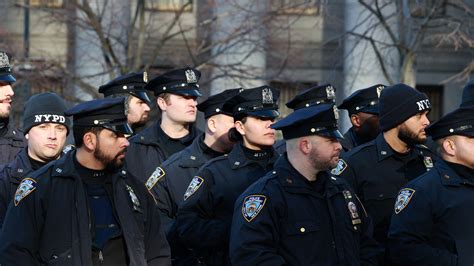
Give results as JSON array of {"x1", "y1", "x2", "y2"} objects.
[
  {"x1": 387, "y1": 160, "x2": 474, "y2": 266},
  {"x1": 273, "y1": 139, "x2": 286, "y2": 155},
  {"x1": 340, "y1": 127, "x2": 359, "y2": 152},
  {"x1": 0, "y1": 148, "x2": 34, "y2": 228},
  {"x1": 0, "y1": 123, "x2": 26, "y2": 165},
  {"x1": 0, "y1": 150, "x2": 171, "y2": 266},
  {"x1": 174, "y1": 143, "x2": 278, "y2": 266},
  {"x1": 125, "y1": 120, "x2": 200, "y2": 185},
  {"x1": 230, "y1": 154, "x2": 380, "y2": 266},
  {"x1": 333, "y1": 133, "x2": 435, "y2": 247}
]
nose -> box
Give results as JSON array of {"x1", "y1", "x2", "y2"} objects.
[
  {"x1": 422, "y1": 114, "x2": 430, "y2": 126},
  {"x1": 122, "y1": 137, "x2": 130, "y2": 147},
  {"x1": 143, "y1": 104, "x2": 151, "y2": 112},
  {"x1": 48, "y1": 127, "x2": 58, "y2": 139},
  {"x1": 4, "y1": 84, "x2": 14, "y2": 97},
  {"x1": 335, "y1": 141, "x2": 342, "y2": 151}
]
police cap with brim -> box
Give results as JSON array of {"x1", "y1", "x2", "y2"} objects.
[
  {"x1": 272, "y1": 104, "x2": 343, "y2": 140},
  {"x1": 286, "y1": 84, "x2": 336, "y2": 110},
  {"x1": 338, "y1": 84, "x2": 385, "y2": 115},
  {"x1": 223, "y1": 85, "x2": 280, "y2": 120},
  {"x1": 145, "y1": 67, "x2": 202, "y2": 97},
  {"x1": 99, "y1": 72, "x2": 151, "y2": 103},
  {"x1": 426, "y1": 106, "x2": 474, "y2": 140},
  {"x1": 65, "y1": 97, "x2": 133, "y2": 136},
  {"x1": 197, "y1": 88, "x2": 243, "y2": 119},
  {"x1": 0, "y1": 51, "x2": 16, "y2": 83}
]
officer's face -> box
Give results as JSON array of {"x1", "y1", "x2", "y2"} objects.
[
  {"x1": 450, "y1": 135, "x2": 474, "y2": 169},
  {"x1": 127, "y1": 96, "x2": 150, "y2": 128},
  {"x1": 210, "y1": 114, "x2": 235, "y2": 152},
  {"x1": 398, "y1": 111, "x2": 430, "y2": 145},
  {"x1": 237, "y1": 116, "x2": 276, "y2": 150},
  {"x1": 94, "y1": 129, "x2": 130, "y2": 170},
  {"x1": 26, "y1": 123, "x2": 68, "y2": 163},
  {"x1": 159, "y1": 94, "x2": 197, "y2": 124},
  {"x1": 308, "y1": 135, "x2": 342, "y2": 170},
  {"x1": 356, "y1": 112, "x2": 380, "y2": 140},
  {"x1": 0, "y1": 81, "x2": 14, "y2": 118}
]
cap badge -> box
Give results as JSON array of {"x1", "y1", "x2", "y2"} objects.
[
  {"x1": 326, "y1": 85, "x2": 336, "y2": 99},
  {"x1": 262, "y1": 88, "x2": 273, "y2": 104},
  {"x1": 143, "y1": 71, "x2": 148, "y2": 82},
  {"x1": 185, "y1": 69, "x2": 198, "y2": 83},
  {"x1": 0, "y1": 52, "x2": 10, "y2": 68}
]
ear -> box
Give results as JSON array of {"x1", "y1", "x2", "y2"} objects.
[
  {"x1": 235, "y1": 120, "x2": 245, "y2": 136},
  {"x1": 299, "y1": 138, "x2": 311, "y2": 155},
  {"x1": 82, "y1": 132, "x2": 97, "y2": 151},
  {"x1": 442, "y1": 138, "x2": 456, "y2": 157},
  {"x1": 207, "y1": 117, "x2": 217, "y2": 133},
  {"x1": 156, "y1": 97, "x2": 167, "y2": 111},
  {"x1": 350, "y1": 114, "x2": 361, "y2": 128}
]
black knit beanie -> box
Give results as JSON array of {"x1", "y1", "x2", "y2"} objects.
[
  {"x1": 379, "y1": 83, "x2": 431, "y2": 131},
  {"x1": 22, "y1": 92, "x2": 70, "y2": 134}
]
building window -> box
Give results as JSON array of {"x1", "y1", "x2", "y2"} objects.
[
  {"x1": 270, "y1": 0, "x2": 320, "y2": 16},
  {"x1": 145, "y1": 0, "x2": 193, "y2": 12},
  {"x1": 26, "y1": 0, "x2": 64, "y2": 8},
  {"x1": 417, "y1": 84, "x2": 443, "y2": 122}
]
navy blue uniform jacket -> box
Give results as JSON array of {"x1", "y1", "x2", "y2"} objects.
[
  {"x1": 388, "y1": 160, "x2": 474, "y2": 266},
  {"x1": 230, "y1": 154, "x2": 379, "y2": 266},
  {"x1": 0, "y1": 150, "x2": 171, "y2": 266},
  {"x1": 0, "y1": 123, "x2": 26, "y2": 165}
]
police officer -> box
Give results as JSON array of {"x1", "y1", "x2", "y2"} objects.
[
  {"x1": 174, "y1": 85, "x2": 280, "y2": 265},
  {"x1": 460, "y1": 79, "x2": 474, "y2": 107},
  {"x1": 338, "y1": 84, "x2": 385, "y2": 152},
  {"x1": 388, "y1": 106, "x2": 474, "y2": 266},
  {"x1": 0, "y1": 51, "x2": 26, "y2": 164},
  {"x1": 333, "y1": 83, "x2": 436, "y2": 263},
  {"x1": 147, "y1": 88, "x2": 241, "y2": 265},
  {"x1": 0, "y1": 92, "x2": 69, "y2": 228},
  {"x1": 230, "y1": 104, "x2": 379, "y2": 265},
  {"x1": 0, "y1": 98, "x2": 171, "y2": 265},
  {"x1": 126, "y1": 67, "x2": 202, "y2": 185},
  {"x1": 274, "y1": 84, "x2": 336, "y2": 154},
  {"x1": 99, "y1": 71, "x2": 151, "y2": 132}
]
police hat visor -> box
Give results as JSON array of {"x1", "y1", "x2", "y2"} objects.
[
  {"x1": 169, "y1": 88, "x2": 202, "y2": 98},
  {"x1": 102, "y1": 122, "x2": 133, "y2": 136},
  {"x1": 360, "y1": 104, "x2": 379, "y2": 115},
  {"x1": 0, "y1": 74, "x2": 16, "y2": 83},
  {"x1": 247, "y1": 109, "x2": 280, "y2": 119},
  {"x1": 317, "y1": 128, "x2": 344, "y2": 140},
  {"x1": 130, "y1": 90, "x2": 151, "y2": 104}
]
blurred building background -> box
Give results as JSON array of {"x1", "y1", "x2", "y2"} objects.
[{"x1": 0, "y1": 0, "x2": 472, "y2": 131}]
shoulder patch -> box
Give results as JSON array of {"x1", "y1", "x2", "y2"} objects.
[
  {"x1": 331, "y1": 159, "x2": 347, "y2": 175},
  {"x1": 183, "y1": 176, "x2": 204, "y2": 201},
  {"x1": 394, "y1": 188, "x2": 415, "y2": 214},
  {"x1": 14, "y1": 178, "x2": 37, "y2": 206},
  {"x1": 145, "y1": 167, "x2": 165, "y2": 190},
  {"x1": 242, "y1": 195, "x2": 267, "y2": 222}
]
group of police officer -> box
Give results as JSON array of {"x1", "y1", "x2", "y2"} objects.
[{"x1": 0, "y1": 48, "x2": 474, "y2": 266}]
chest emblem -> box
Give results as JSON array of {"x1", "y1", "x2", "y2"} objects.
[
  {"x1": 394, "y1": 188, "x2": 415, "y2": 214},
  {"x1": 331, "y1": 159, "x2": 347, "y2": 175},
  {"x1": 242, "y1": 195, "x2": 267, "y2": 222},
  {"x1": 14, "y1": 178, "x2": 37, "y2": 206},
  {"x1": 183, "y1": 176, "x2": 204, "y2": 201},
  {"x1": 145, "y1": 167, "x2": 165, "y2": 191}
]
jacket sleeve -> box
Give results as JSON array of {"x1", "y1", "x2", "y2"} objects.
[
  {"x1": 355, "y1": 193, "x2": 381, "y2": 266},
  {"x1": 0, "y1": 169, "x2": 11, "y2": 229},
  {"x1": 229, "y1": 191, "x2": 285, "y2": 266},
  {"x1": 0, "y1": 177, "x2": 44, "y2": 265},
  {"x1": 144, "y1": 187, "x2": 172, "y2": 266},
  {"x1": 174, "y1": 168, "x2": 229, "y2": 249},
  {"x1": 387, "y1": 186, "x2": 457, "y2": 266}
]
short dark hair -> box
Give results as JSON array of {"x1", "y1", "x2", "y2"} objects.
[{"x1": 73, "y1": 126, "x2": 103, "y2": 148}]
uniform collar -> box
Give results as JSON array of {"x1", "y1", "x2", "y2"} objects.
[
  {"x1": 50, "y1": 150, "x2": 127, "y2": 179},
  {"x1": 8, "y1": 148, "x2": 33, "y2": 181},
  {"x1": 276, "y1": 154, "x2": 342, "y2": 197},
  {"x1": 438, "y1": 160, "x2": 474, "y2": 187},
  {"x1": 228, "y1": 141, "x2": 278, "y2": 170},
  {"x1": 178, "y1": 134, "x2": 217, "y2": 168}
]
